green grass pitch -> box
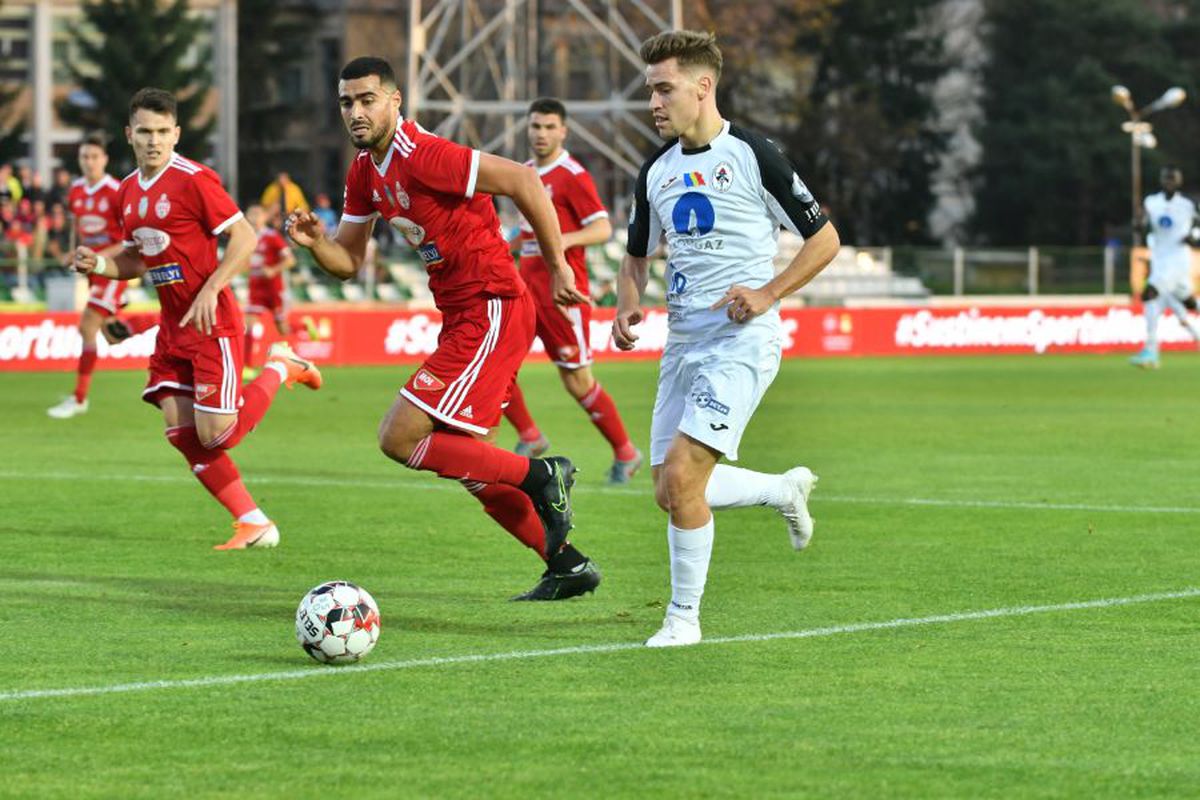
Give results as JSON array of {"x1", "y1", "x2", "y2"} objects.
[{"x1": 2, "y1": 354, "x2": 1198, "y2": 798}]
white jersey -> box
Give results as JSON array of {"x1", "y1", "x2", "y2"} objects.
[
  {"x1": 627, "y1": 120, "x2": 827, "y2": 342},
  {"x1": 1144, "y1": 191, "x2": 1197, "y2": 280}
]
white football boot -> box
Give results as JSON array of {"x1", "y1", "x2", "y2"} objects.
[
  {"x1": 47, "y1": 397, "x2": 88, "y2": 418},
  {"x1": 778, "y1": 466, "x2": 818, "y2": 550},
  {"x1": 645, "y1": 613, "x2": 702, "y2": 648}
]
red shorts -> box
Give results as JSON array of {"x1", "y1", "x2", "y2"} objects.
[
  {"x1": 400, "y1": 293, "x2": 535, "y2": 435},
  {"x1": 247, "y1": 279, "x2": 288, "y2": 317},
  {"x1": 86, "y1": 275, "x2": 127, "y2": 316},
  {"x1": 535, "y1": 302, "x2": 592, "y2": 368},
  {"x1": 142, "y1": 334, "x2": 244, "y2": 414}
]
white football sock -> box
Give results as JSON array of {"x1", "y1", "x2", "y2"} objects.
[
  {"x1": 1145, "y1": 298, "x2": 1163, "y2": 349},
  {"x1": 265, "y1": 361, "x2": 288, "y2": 381},
  {"x1": 667, "y1": 516, "x2": 714, "y2": 622},
  {"x1": 704, "y1": 464, "x2": 789, "y2": 509},
  {"x1": 239, "y1": 508, "x2": 270, "y2": 525}
]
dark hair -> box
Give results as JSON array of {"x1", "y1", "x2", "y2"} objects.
[
  {"x1": 129, "y1": 88, "x2": 177, "y2": 120},
  {"x1": 81, "y1": 131, "x2": 107, "y2": 149},
  {"x1": 528, "y1": 97, "x2": 567, "y2": 121},
  {"x1": 640, "y1": 30, "x2": 723, "y2": 80},
  {"x1": 340, "y1": 57, "x2": 397, "y2": 87}
]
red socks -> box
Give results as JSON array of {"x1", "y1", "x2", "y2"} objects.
[
  {"x1": 209, "y1": 367, "x2": 282, "y2": 450},
  {"x1": 503, "y1": 382, "x2": 542, "y2": 442},
  {"x1": 74, "y1": 347, "x2": 97, "y2": 403},
  {"x1": 462, "y1": 480, "x2": 546, "y2": 556},
  {"x1": 406, "y1": 430, "x2": 532, "y2": 485},
  {"x1": 165, "y1": 425, "x2": 256, "y2": 518},
  {"x1": 579, "y1": 382, "x2": 637, "y2": 461}
]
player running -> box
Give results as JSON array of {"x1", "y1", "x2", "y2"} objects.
[
  {"x1": 614, "y1": 31, "x2": 840, "y2": 646},
  {"x1": 1130, "y1": 165, "x2": 1200, "y2": 369},
  {"x1": 503, "y1": 98, "x2": 642, "y2": 484},
  {"x1": 48, "y1": 133, "x2": 158, "y2": 418},
  {"x1": 72, "y1": 88, "x2": 322, "y2": 550},
  {"x1": 286, "y1": 57, "x2": 601, "y2": 600},
  {"x1": 243, "y1": 203, "x2": 297, "y2": 369}
]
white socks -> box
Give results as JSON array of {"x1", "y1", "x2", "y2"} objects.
[
  {"x1": 265, "y1": 361, "x2": 288, "y2": 382},
  {"x1": 239, "y1": 508, "x2": 270, "y2": 525},
  {"x1": 1145, "y1": 299, "x2": 1162, "y2": 349},
  {"x1": 667, "y1": 517, "x2": 714, "y2": 622},
  {"x1": 704, "y1": 464, "x2": 788, "y2": 509}
]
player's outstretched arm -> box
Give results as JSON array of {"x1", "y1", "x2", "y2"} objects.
[
  {"x1": 73, "y1": 245, "x2": 146, "y2": 280},
  {"x1": 286, "y1": 211, "x2": 371, "y2": 281},
  {"x1": 712, "y1": 222, "x2": 841, "y2": 324},
  {"x1": 476, "y1": 153, "x2": 588, "y2": 307},
  {"x1": 613, "y1": 254, "x2": 649, "y2": 351}
]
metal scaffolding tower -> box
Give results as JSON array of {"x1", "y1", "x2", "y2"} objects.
[{"x1": 405, "y1": 0, "x2": 683, "y2": 218}]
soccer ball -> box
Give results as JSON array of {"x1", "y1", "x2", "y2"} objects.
[{"x1": 295, "y1": 581, "x2": 381, "y2": 664}]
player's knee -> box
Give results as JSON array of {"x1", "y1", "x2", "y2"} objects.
[
  {"x1": 653, "y1": 482, "x2": 671, "y2": 513},
  {"x1": 661, "y1": 462, "x2": 701, "y2": 514}
]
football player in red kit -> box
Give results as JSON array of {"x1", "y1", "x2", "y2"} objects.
[
  {"x1": 287, "y1": 57, "x2": 600, "y2": 600},
  {"x1": 243, "y1": 203, "x2": 296, "y2": 368},
  {"x1": 73, "y1": 88, "x2": 322, "y2": 550}
]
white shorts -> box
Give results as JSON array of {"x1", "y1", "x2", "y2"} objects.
[
  {"x1": 1148, "y1": 269, "x2": 1193, "y2": 301},
  {"x1": 649, "y1": 325, "x2": 782, "y2": 466}
]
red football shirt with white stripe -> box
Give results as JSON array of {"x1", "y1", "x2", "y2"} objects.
[
  {"x1": 516, "y1": 150, "x2": 608, "y2": 296},
  {"x1": 117, "y1": 154, "x2": 245, "y2": 345},
  {"x1": 341, "y1": 117, "x2": 524, "y2": 311},
  {"x1": 249, "y1": 226, "x2": 291, "y2": 294},
  {"x1": 69, "y1": 175, "x2": 123, "y2": 249}
]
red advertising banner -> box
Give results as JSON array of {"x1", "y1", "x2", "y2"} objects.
[{"x1": 1, "y1": 303, "x2": 1192, "y2": 372}]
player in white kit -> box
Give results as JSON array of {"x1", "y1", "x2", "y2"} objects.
[
  {"x1": 1131, "y1": 166, "x2": 1200, "y2": 369},
  {"x1": 613, "y1": 31, "x2": 841, "y2": 647}
]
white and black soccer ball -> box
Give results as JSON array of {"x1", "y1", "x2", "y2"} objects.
[{"x1": 295, "y1": 581, "x2": 381, "y2": 664}]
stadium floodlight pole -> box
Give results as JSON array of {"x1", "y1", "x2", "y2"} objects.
[{"x1": 1112, "y1": 84, "x2": 1187, "y2": 246}]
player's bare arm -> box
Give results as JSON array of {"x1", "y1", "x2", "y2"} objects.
[
  {"x1": 561, "y1": 216, "x2": 613, "y2": 251},
  {"x1": 475, "y1": 153, "x2": 588, "y2": 307},
  {"x1": 712, "y1": 222, "x2": 840, "y2": 324},
  {"x1": 180, "y1": 217, "x2": 256, "y2": 335},
  {"x1": 288, "y1": 211, "x2": 372, "y2": 281},
  {"x1": 613, "y1": 253, "x2": 650, "y2": 350},
  {"x1": 74, "y1": 244, "x2": 146, "y2": 280}
]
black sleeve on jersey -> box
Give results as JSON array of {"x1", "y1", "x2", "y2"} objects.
[
  {"x1": 626, "y1": 139, "x2": 676, "y2": 258},
  {"x1": 730, "y1": 124, "x2": 828, "y2": 238}
]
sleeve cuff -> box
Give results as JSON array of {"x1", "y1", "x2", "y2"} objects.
[
  {"x1": 341, "y1": 212, "x2": 378, "y2": 224},
  {"x1": 465, "y1": 149, "x2": 481, "y2": 198},
  {"x1": 212, "y1": 210, "x2": 244, "y2": 236},
  {"x1": 580, "y1": 210, "x2": 609, "y2": 226}
]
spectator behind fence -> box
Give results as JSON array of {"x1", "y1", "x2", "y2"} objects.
[
  {"x1": 260, "y1": 171, "x2": 308, "y2": 226},
  {"x1": 43, "y1": 202, "x2": 71, "y2": 264},
  {"x1": 48, "y1": 166, "x2": 72, "y2": 208},
  {"x1": 0, "y1": 164, "x2": 21, "y2": 203},
  {"x1": 312, "y1": 192, "x2": 338, "y2": 231}
]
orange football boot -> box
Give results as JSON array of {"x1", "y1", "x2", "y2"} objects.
[
  {"x1": 267, "y1": 342, "x2": 323, "y2": 390},
  {"x1": 214, "y1": 520, "x2": 280, "y2": 550}
]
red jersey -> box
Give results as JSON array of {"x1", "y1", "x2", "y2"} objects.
[
  {"x1": 342, "y1": 117, "x2": 523, "y2": 311},
  {"x1": 249, "y1": 226, "x2": 291, "y2": 294},
  {"x1": 517, "y1": 151, "x2": 608, "y2": 295},
  {"x1": 118, "y1": 154, "x2": 245, "y2": 344},
  {"x1": 68, "y1": 175, "x2": 123, "y2": 249}
]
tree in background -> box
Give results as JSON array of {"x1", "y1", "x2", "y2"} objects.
[
  {"x1": 971, "y1": 0, "x2": 1185, "y2": 245},
  {"x1": 57, "y1": 0, "x2": 213, "y2": 174},
  {"x1": 704, "y1": 0, "x2": 950, "y2": 245},
  {"x1": 0, "y1": 82, "x2": 25, "y2": 166}
]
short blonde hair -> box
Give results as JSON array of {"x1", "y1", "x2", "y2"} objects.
[{"x1": 639, "y1": 30, "x2": 722, "y2": 81}]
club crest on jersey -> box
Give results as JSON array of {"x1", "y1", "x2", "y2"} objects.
[
  {"x1": 393, "y1": 181, "x2": 411, "y2": 209},
  {"x1": 155, "y1": 193, "x2": 171, "y2": 219},
  {"x1": 790, "y1": 173, "x2": 814, "y2": 203},
  {"x1": 413, "y1": 369, "x2": 445, "y2": 391},
  {"x1": 194, "y1": 383, "x2": 217, "y2": 402},
  {"x1": 138, "y1": 196, "x2": 149, "y2": 218},
  {"x1": 712, "y1": 162, "x2": 734, "y2": 193}
]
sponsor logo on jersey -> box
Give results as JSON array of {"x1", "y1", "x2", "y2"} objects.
[
  {"x1": 1158, "y1": 216, "x2": 1173, "y2": 229},
  {"x1": 693, "y1": 391, "x2": 730, "y2": 416},
  {"x1": 413, "y1": 369, "x2": 445, "y2": 391},
  {"x1": 138, "y1": 196, "x2": 149, "y2": 218},
  {"x1": 132, "y1": 227, "x2": 172, "y2": 256},
  {"x1": 416, "y1": 243, "x2": 444, "y2": 267},
  {"x1": 155, "y1": 193, "x2": 171, "y2": 219},
  {"x1": 78, "y1": 214, "x2": 107, "y2": 235},
  {"x1": 144, "y1": 262, "x2": 184, "y2": 287},
  {"x1": 194, "y1": 383, "x2": 217, "y2": 402},
  {"x1": 790, "y1": 173, "x2": 814, "y2": 203},
  {"x1": 393, "y1": 181, "x2": 410, "y2": 209},
  {"x1": 713, "y1": 162, "x2": 734, "y2": 193},
  {"x1": 682, "y1": 171, "x2": 706, "y2": 188},
  {"x1": 388, "y1": 216, "x2": 426, "y2": 247},
  {"x1": 520, "y1": 240, "x2": 541, "y2": 257}
]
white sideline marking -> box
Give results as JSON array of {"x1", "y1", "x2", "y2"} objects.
[
  {"x1": 3, "y1": 469, "x2": 1198, "y2": 515},
  {"x1": 2, "y1": 587, "x2": 1196, "y2": 703}
]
